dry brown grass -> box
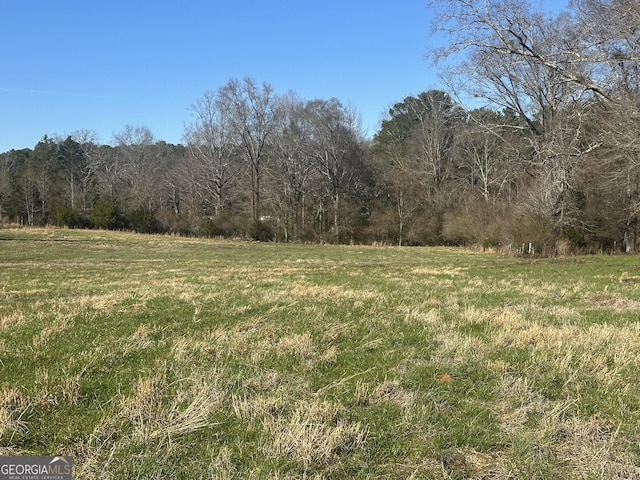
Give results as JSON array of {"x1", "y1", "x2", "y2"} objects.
[
  {"x1": 276, "y1": 332, "x2": 338, "y2": 369},
  {"x1": 0, "y1": 312, "x2": 26, "y2": 330},
  {"x1": 32, "y1": 369, "x2": 82, "y2": 408},
  {"x1": 400, "y1": 306, "x2": 441, "y2": 325},
  {"x1": 65, "y1": 365, "x2": 224, "y2": 473},
  {"x1": 0, "y1": 406, "x2": 28, "y2": 443},
  {"x1": 411, "y1": 266, "x2": 467, "y2": 277},
  {"x1": 262, "y1": 404, "x2": 367, "y2": 471},
  {"x1": 497, "y1": 373, "x2": 640, "y2": 479},
  {"x1": 367, "y1": 379, "x2": 416, "y2": 410},
  {"x1": 286, "y1": 282, "x2": 384, "y2": 303},
  {"x1": 493, "y1": 308, "x2": 640, "y2": 375},
  {"x1": 431, "y1": 329, "x2": 488, "y2": 368}
]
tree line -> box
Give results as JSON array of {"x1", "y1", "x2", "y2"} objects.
[{"x1": 1, "y1": 0, "x2": 638, "y2": 254}]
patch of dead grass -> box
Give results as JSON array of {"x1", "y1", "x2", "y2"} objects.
[
  {"x1": 287, "y1": 282, "x2": 382, "y2": 302},
  {"x1": 66, "y1": 293, "x2": 122, "y2": 313},
  {"x1": 234, "y1": 370, "x2": 314, "y2": 425},
  {"x1": 32, "y1": 318, "x2": 71, "y2": 349},
  {"x1": 0, "y1": 406, "x2": 28, "y2": 442},
  {"x1": 122, "y1": 323, "x2": 159, "y2": 354},
  {"x1": 276, "y1": 332, "x2": 337, "y2": 369},
  {"x1": 618, "y1": 272, "x2": 640, "y2": 283},
  {"x1": 30, "y1": 368, "x2": 82, "y2": 408},
  {"x1": 430, "y1": 330, "x2": 488, "y2": 368},
  {"x1": 401, "y1": 306, "x2": 441, "y2": 325},
  {"x1": 497, "y1": 373, "x2": 640, "y2": 479},
  {"x1": 410, "y1": 266, "x2": 467, "y2": 277},
  {"x1": 0, "y1": 312, "x2": 25, "y2": 330},
  {"x1": 262, "y1": 404, "x2": 367, "y2": 471},
  {"x1": 232, "y1": 394, "x2": 287, "y2": 423},
  {"x1": 357, "y1": 379, "x2": 416, "y2": 410},
  {"x1": 320, "y1": 320, "x2": 356, "y2": 342},
  {"x1": 115, "y1": 368, "x2": 222, "y2": 447},
  {"x1": 583, "y1": 294, "x2": 640, "y2": 312}
]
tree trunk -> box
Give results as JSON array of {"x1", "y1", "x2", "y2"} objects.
[
  {"x1": 397, "y1": 190, "x2": 404, "y2": 247},
  {"x1": 333, "y1": 189, "x2": 339, "y2": 241},
  {"x1": 624, "y1": 218, "x2": 637, "y2": 253}
]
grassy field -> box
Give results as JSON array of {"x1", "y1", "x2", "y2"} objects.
[{"x1": 1, "y1": 228, "x2": 639, "y2": 479}]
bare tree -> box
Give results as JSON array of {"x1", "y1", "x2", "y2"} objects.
[
  {"x1": 112, "y1": 125, "x2": 159, "y2": 211},
  {"x1": 429, "y1": 0, "x2": 605, "y2": 234},
  {"x1": 460, "y1": 108, "x2": 521, "y2": 204},
  {"x1": 86, "y1": 144, "x2": 122, "y2": 201},
  {"x1": 269, "y1": 93, "x2": 318, "y2": 241},
  {"x1": 184, "y1": 90, "x2": 241, "y2": 216},
  {"x1": 217, "y1": 77, "x2": 281, "y2": 223},
  {"x1": 374, "y1": 91, "x2": 465, "y2": 244},
  {"x1": 571, "y1": 0, "x2": 640, "y2": 250},
  {"x1": 409, "y1": 91, "x2": 464, "y2": 203},
  {"x1": 69, "y1": 129, "x2": 99, "y2": 214},
  {"x1": 303, "y1": 98, "x2": 363, "y2": 241},
  {"x1": 430, "y1": 0, "x2": 612, "y2": 106}
]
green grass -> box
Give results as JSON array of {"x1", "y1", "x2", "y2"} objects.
[{"x1": 1, "y1": 228, "x2": 640, "y2": 478}]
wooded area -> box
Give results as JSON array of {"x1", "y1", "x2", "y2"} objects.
[{"x1": 1, "y1": 0, "x2": 638, "y2": 254}]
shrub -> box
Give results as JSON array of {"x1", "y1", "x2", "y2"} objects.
[
  {"x1": 128, "y1": 208, "x2": 161, "y2": 234},
  {"x1": 249, "y1": 219, "x2": 274, "y2": 241},
  {"x1": 201, "y1": 214, "x2": 243, "y2": 238},
  {"x1": 55, "y1": 206, "x2": 87, "y2": 228},
  {"x1": 91, "y1": 199, "x2": 119, "y2": 230}
]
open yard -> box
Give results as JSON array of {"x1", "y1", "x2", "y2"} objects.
[{"x1": 1, "y1": 228, "x2": 639, "y2": 479}]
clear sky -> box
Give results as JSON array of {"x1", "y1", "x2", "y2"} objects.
[
  {"x1": 1, "y1": 1, "x2": 567, "y2": 152},
  {"x1": 0, "y1": 0, "x2": 439, "y2": 151}
]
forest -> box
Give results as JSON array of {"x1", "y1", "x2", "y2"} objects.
[{"x1": 1, "y1": 0, "x2": 639, "y2": 254}]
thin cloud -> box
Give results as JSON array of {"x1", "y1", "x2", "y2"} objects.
[{"x1": 0, "y1": 87, "x2": 127, "y2": 100}]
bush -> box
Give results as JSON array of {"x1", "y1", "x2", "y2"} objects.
[
  {"x1": 564, "y1": 226, "x2": 587, "y2": 251},
  {"x1": 249, "y1": 219, "x2": 274, "y2": 241},
  {"x1": 91, "y1": 199, "x2": 119, "y2": 230},
  {"x1": 55, "y1": 206, "x2": 87, "y2": 228},
  {"x1": 201, "y1": 214, "x2": 243, "y2": 238},
  {"x1": 128, "y1": 208, "x2": 161, "y2": 234}
]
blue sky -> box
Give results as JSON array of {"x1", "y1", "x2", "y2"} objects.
[{"x1": 0, "y1": 1, "x2": 566, "y2": 151}]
